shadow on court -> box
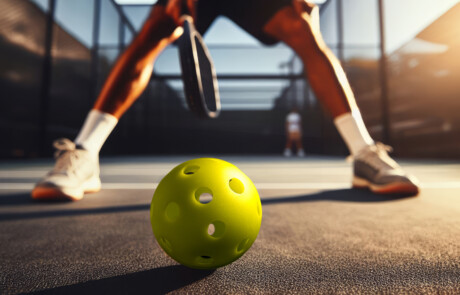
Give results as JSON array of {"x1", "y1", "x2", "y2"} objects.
[
  {"x1": 32, "y1": 265, "x2": 215, "y2": 295},
  {"x1": 0, "y1": 202, "x2": 150, "y2": 222},
  {"x1": 0, "y1": 189, "x2": 414, "y2": 222},
  {"x1": 261, "y1": 189, "x2": 415, "y2": 205},
  {"x1": 0, "y1": 192, "x2": 32, "y2": 206}
]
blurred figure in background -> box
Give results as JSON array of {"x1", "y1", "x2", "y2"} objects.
[
  {"x1": 32, "y1": 0, "x2": 419, "y2": 201},
  {"x1": 284, "y1": 107, "x2": 305, "y2": 157}
]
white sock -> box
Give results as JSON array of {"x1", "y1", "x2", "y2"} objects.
[
  {"x1": 334, "y1": 112, "x2": 374, "y2": 155},
  {"x1": 74, "y1": 109, "x2": 118, "y2": 157}
]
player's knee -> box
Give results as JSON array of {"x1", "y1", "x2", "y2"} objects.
[
  {"x1": 283, "y1": 1, "x2": 323, "y2": 48},
  {"x1": 281, "y1": 15, "x2": 315, "y2": 46},
  {"x1": 293, "y1": 0, "x2": 320, "y2": 31}
]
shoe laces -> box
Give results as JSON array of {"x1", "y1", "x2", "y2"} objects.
[
  {"x1": 50, "y1": 138, "x2": 83, "y2": 176},
  {"x1": 352, "y1": 142, "x2": 399, "y2": 171}
]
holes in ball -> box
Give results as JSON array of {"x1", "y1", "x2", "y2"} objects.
[
  {"x1": 195, "y1": 187, "x2": 213, "y2": 204},
  {"x1": 184, "y1": 165, "x2": 200, "y2": 175},
  {"x1": 196, "y1": 255, "x2": 214, "y2": 265},
  {"x1": 237, "y1": 238, "x2": 249, "y2": 253},
  {"x1": 257, "y1": 202, "x2": 262, "y2": 217},
  {"x1": 199, "y1": 193, "x2": 213, "y2": 204},
  {"x1": 207, "y1": 223, "x2": 215, "y2": 235},
  {"x1": 165, "y1": 202, "x2": 180, "y2": 222},
  {"x1": 229, "y1": 178, "x2": 244, "y2": 194},
  {"x1": 208, "y1": 221, "x2": 225, "y2": 238}
]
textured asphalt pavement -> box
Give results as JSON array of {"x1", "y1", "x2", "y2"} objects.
[{"x1": 1, "y1": 156, "x2": 460, "y2": 294}]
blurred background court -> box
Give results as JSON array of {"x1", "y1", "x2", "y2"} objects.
[{"x1": 1, "y1": 0, "x2": 460, "y2": 159}]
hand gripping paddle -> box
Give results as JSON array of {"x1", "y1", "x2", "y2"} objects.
[{"x1": 178, "y1": 15, "x2": 221, "y2": 119}]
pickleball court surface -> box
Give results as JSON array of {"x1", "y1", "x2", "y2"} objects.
[{"x1": 1, "y1": 156, "x2": 460, "y2": 294}]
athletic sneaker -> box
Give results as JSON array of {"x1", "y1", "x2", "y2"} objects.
[
  {"x1": 297, "y1": 149, "x2": 305, "y2": 157},
  {"x1": 284, "y1": 148, "x2": 292, "y2": 157},
  {"x1": 31, "y1": 138, "x2": 101, "y2": 201},
  {"x1": 352, "y1": 143, "x2": 419, "y2": 195}
]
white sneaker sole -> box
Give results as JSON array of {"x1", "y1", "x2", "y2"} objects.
[
  {"x1": 32, "y1": 176, "x2": 101, "y2": 201},
  {"x1": 352, "y1": 176, "x2": 419, "y2": 195}
]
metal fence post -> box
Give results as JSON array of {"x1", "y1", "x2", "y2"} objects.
[
  {"x1": 336, "y1": 0, "x2": 344, "y2": 61},
  {"x1": 378, "y1": 0, "x2": 391, "y2": 144},
  {"x1": 38, "y1": 0, "x2": 56, "y2": 156},
  {"x1": 90, "y1": 0, "x2": 102, "y2": 106}
]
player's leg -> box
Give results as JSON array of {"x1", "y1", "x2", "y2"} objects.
[
  {"x1": 284, "y1": 135, "x2": 293, "y2": 157},
  {"x1": 32, "y1": 5, "x2": 180, "y2": 201},
  {"x1": 78, "y1": 5, "x2": 180, "y2": 154},
  {"x1": 295, "y1": 134, "x2": 305, "y2": 157},
  {"x1": 93, "y1": 8, "x2": 179, "y2": 119},
  {"x1": 263, "y1": 2, "x2": 372, "y2": 153},
  {"x1": 263, "y1": 1, "x2": 418, "y2": 194}
]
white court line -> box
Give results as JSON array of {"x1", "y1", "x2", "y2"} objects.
[
  {"x1": 0, "y1": 170, "x2": 172, "y2": 178},
  {"x1": 0, "y1": 170, "x2": 352, "y2": 178},
  {"x1": 1, "y1": 167, "x2": 459, "y2": 178},
  {"x1": 1, "y1": 182, "x2": 460, "y2": 190}
]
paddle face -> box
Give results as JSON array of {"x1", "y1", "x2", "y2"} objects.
[{"x1": 178, "y1": 17, "x2": 221, "y2": 119}]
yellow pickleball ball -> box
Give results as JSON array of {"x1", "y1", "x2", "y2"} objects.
[{"x1": 150, "y1": 158, "x2": 262, "y2": 269}]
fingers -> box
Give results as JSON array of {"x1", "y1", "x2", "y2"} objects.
[
  {"x1": 293, "y1": 0, "x2": 316, "y2": 15},
  {"x1": 187, "y1": 0, "x2": 197, "y2": 20},
  {"x1": 165, "y1": 0, "x2": 182, "y2": 25},
  {"x1": 165, "y1": 0, "x2": 197, "y2": 26}
]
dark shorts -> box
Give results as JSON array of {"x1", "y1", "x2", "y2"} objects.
[{"x1": 156, "y1": 0, "x2": 292, "y2": 45}]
